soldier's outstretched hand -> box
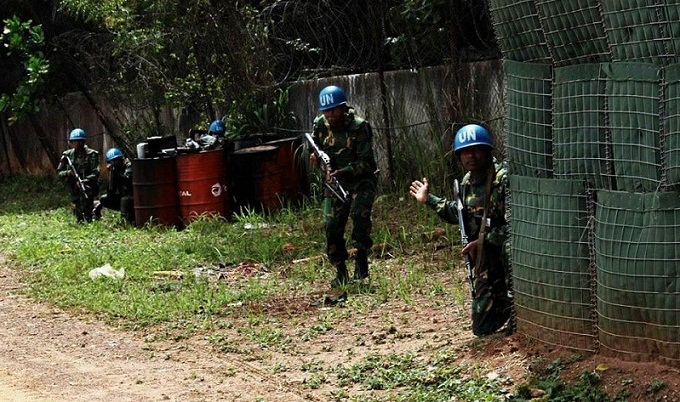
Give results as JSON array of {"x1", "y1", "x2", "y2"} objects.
[{"x1": 409, "y1": 178, "x2": 429, "y2": 203}]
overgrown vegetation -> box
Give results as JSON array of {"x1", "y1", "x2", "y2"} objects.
[
  {"x1": 3, "y1": 0, "x2": 499, "y2": 158},
  {"x1": 512, "y1": 356, "x2": 631, "y2": 402},
  {"x1": 0, "y1": 15, "x2": 49, "y2": 123},
  {"x1": 0, "y1": 175, "x2": 633, "y2": 400},
  {"x1": 0, "y1": 174, "x2": 450, "y2": 326},
  {"x1": 333, "y1": 351, "x2": 509, "y2": 401},
  {"x1": 223, "y1": 87, "x2": 299, "y2": 139}
]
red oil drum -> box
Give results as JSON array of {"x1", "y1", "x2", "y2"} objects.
[
  {"x1": 132, "y1": 157, "x2": 181, "y2": 228},
  {"x1": 176, "y1": 149, "x2": 228, "y2": 223},
  {"x1": 230, "y1": 145, "x2": 282, "y2": 213},
  {"x1": 264, "y1": 137, "x2": 307, "y2": 206}
]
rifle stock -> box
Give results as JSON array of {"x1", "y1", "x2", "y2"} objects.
[
  {"x1": 453, "y1": 179, "x2": 475, "y2": 298},
  {"x1": 65, "y1": 155, "x2": 89, "y2": 199},
  {"x1": 304, "y1": 132, "x2": 349, "y2": 203}
]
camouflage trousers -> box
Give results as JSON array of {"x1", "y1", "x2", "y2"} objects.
[
  {"x1": 99, "y1": 192, "x2": 135, "y2": 223},
  {"x1": 323, "y1": 179, "x2": 376, "y2": 266},
  {"x1": 68, "y1": 183, "x2": 98, "y2": 223},
  {"x1": 470, "y1": 242, "x2": 513, "y2": 337}
]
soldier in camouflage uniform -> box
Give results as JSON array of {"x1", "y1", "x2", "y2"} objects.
[
  {"x1": 310, "y1": 85, "x2": 378, "y2": 288},
  {"x1": 409, "y1": 124, "x2": 512, "y2": 336},
  {"x1": 93, "y1": 147, "x2": 135, "y2": 224},
  {"x1": 56, "y1": 128, "x2": 100, "y2": 223}
]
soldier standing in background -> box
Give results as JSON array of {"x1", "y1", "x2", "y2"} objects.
[
  {"x1": 409, "y1": 124, "x2": 512, "y2": 336},
  {"x1": 56, "y1": 128, "x2": 100, "y2": 223},
  {"x1": 93, "y1": 147, "x2": 134, "y2": 224},
  {"x1": 309, "y1": 85, "x2": 378, "y2": 289}
]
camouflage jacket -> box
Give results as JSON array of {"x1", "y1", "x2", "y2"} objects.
[
  {"x1": 312, "y1": 107, "x2": 377, "y2": 188},
  {"x1": 107, "y1": 158, "x2": 133, "y2": 197},
  {"x1": 56, "y1": 146, "x2": 101, "y2": 183},
  {"x1": 425, "y1": 160, "x2": 509, "y2": 248}
]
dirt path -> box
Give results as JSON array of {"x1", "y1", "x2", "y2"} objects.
[
  {"x1": 0, "y1": 256, "x2": 488, "y2": 402},
  {"x1": 0, "y1": 264, "x2": 310, "y2": 402},
  {"x1": 0, "y1": 254, "x2": 501, "y2": 402},
  {"x1": 5, "y1": 254, "x2": 680, "y2": 402}
]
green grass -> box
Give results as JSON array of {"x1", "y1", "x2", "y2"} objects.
[
  {"x1": 334, "y1": 351, "x2": 508, "y2": 401},
  {"x1": 511, "y1": 356, "x2": 631, "y2": 402},
  {"x1": 0, "y1": 175, "x2": 448, "y2": 326},
  {"x1": 0, "y1": 174, "x2": 632, "y2": 401}
]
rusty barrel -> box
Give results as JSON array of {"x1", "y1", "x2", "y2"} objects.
[
  {"x1": 176, "y1": 149, "x2": 228, "y2": 223},
  {"x1": 264, "y1": 136, "x2": 307, "y2": 206},
  {"x1": 230, "y1": 145, "x2": 281, "y2": 213},
  {"x1": 132, "y1": 157, "x2": 181, "y2": 228}
]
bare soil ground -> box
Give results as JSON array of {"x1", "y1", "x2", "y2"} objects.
[{"x1": 1, "y1": 260, "x2": 680, "y2": 401}]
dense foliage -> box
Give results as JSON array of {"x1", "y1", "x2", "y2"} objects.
[
  {"x1": 0, "y1": 15, "x2": 49, "y2": 123},
  {"x1": 2, "y1": 0, "x2": 496, "y2": 124}
]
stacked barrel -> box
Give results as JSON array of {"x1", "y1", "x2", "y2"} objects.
[
  {"x1": 229, "y1": 137, "x2": 306, "y2": 214},
  {"x1": 132, "y1": 136, "x2": 183, "y2": 228},
  {"x1": 488, "y1": 0, "x2": 680, "y2": 366},
  {"x1": 132, "y1": 135, "x2": 306, "y2": 228},
  {"x1": 176, "y1": 149, "x2": 229, "y2": 223}
]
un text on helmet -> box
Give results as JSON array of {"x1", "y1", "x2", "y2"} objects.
[
  {"x1": 458, "y1": 128, "x2": 476, "y2": 143},
  {"x1": 320, "y1": 94, "x2": 335, "y2": 109}
]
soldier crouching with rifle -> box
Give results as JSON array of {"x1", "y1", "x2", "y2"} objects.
[
  {"x1": 409, "y1": 124, "x2": 512, "y2": 337},
  {"x1": 93, "y1": 147, "x2": 134, "y2": 224},
  {"x1": 308, "y1": 85, "x2": 378, "y2": 289},
  {"x1": 56, "y1": 128, "x2": 100, "y2": 223}
]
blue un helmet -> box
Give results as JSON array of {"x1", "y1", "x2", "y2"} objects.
[
  {"x1": 106, "y1": 147, "x2": 124, "y2": 163},
  {"x1": 209, "y1": 120, "x2": 225, "y2": 136},
  {"x1": 69, "y1": 128, "x2": 86, "y2": 141},
  {"x1": 318, "y1": 85, "x2": 347, "y2": 111},
  {"x1": 453, "y1": 124, "x2": 493, "y2": 154}
]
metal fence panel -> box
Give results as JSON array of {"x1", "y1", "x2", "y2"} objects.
[
  {"x1": 553, "y1": 63, "x2": 612, "y2": 188},
  {"x1": 604, "y1": 62, "x2": 661, "y2": 192},
  {"x1": 510, "y1": 176, "x2": 596, "y2": 351},
  {"x1": 503, "y1": 60, "x2": 553, "y2": 177},
  {"x1": 488, "y1": 0, "x2": 552, "y2": 62},
  {"x1": 535, "y1": 0, "x2": 610, "y2": 66},
  {"x1": 595, "y1": 190, "x2": 680, "y2": 365}
]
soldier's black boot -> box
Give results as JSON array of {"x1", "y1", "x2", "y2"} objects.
[
  {"x1": 121, "y1": 197, "x2": 135, "y2": 224},
  {"x1": 353, "y1": 249, "x2": 369, "y2": 280},
  {"x1": 73, "y1": 203, "x2": 85, "y2": 223},
  {"x1": 330, "y1": 262, "x2": 349, "y2": 288},
  {"x1": 92, "y1": 201, "x2": 103, "y2": 220}
]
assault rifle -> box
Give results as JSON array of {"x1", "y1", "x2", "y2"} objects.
[
  {"x1": 64, "y1": 155, "x2": 89, "y2": 199},
  {"x1": 453, "y1": 179, "x2": 475, "y2": 298},
  {"x1": 304, "y1": 132, "x2": 349, "y2": 203}
]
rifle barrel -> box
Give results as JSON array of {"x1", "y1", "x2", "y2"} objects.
[
  {"x1": 65, "y1": 156, "x2": 89, "y2": 199},
  {"x1": 305, "y1": 133, "x2": 349, "y2": 203},
  {"x1": 454, "y1": 179, "x2": 475, "y2": 298}
]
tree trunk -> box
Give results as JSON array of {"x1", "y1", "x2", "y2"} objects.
[
  {"x1": 28, "y1": 114, "x2": 60, "y2": 169},
  {"x1": 0, "y1": 113, "x2": 14, "y2": 174},
  {"x1": 64, "y1": 70, "x2": 134, "y2": 157}
]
